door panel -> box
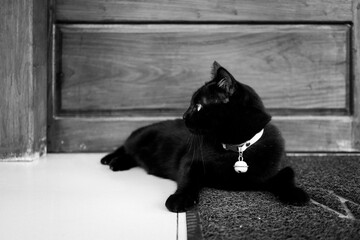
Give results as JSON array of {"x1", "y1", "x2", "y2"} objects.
[
  {"x1": 48, "y1": 116, "x2": 356, "y2": 152},
  {"x1": 57, "y1": 24, "x2": 349, "y2": 117}
]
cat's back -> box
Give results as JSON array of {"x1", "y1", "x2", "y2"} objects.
[
  {"x1": 124, "y1": 119, "x2": 189, "y2": 154},
  {"x1": 127, "y1": 118, "x2": 186, "y2": 138}
]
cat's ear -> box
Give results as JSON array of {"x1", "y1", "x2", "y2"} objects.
[
  {"x1": 211, "y1": 61, "x2": 222, "y2": 77},
  {"x1": 211, "y1": 61, "x2": 237, "y2": 95},
  {"x1": 216, "y1": 68, "x2": 237, "y2": 95}
]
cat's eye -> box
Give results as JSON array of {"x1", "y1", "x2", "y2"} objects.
[{"x1": 196, "y1": 104, "x2": 202, "y2": 112}]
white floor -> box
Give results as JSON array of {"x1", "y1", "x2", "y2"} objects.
[{"x1": 0, "y1": 154, "x2": 186, "y2": 240}]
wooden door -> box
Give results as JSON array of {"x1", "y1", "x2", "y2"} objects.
[{"x1": 49, "y1": 0, "x2": 360, "y2": 153}]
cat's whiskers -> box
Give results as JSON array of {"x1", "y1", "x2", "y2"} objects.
[
  {"x1": 188, "y1": 134, "x2": 197, "y2": 167},
  {"x1": 187, "y1": 134, "x2": 206, "y2": 173},
  {"x1": 186, "y1": 135, "x2": 193, "y2": 151},
  {"x1": 199, "y1": 135, "x2": 206, "y2": 174}
]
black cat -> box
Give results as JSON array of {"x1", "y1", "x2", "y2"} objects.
[{"x1": 101, "y1": 61, "x2": 309, "y2": 212}]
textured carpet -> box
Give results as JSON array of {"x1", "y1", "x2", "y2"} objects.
[{"x1": 186, "y1": 156, "x2": 360, "y2": 240}]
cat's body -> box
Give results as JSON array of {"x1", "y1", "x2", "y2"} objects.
[{"x1": 101, "y1": 62, "x2": 309, "y2": 212}]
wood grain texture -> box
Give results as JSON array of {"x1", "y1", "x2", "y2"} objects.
[
  {"x1": 56, "y1": 24, "x2": 349, "y2": 116},
  {"x1": 55, "y1": 0, "x2": 352, "y2": 22},
  {"x1": 351, "y1": 0, "x2": 360, "y2": 151},
  {"x1": 0, "y1": 0, "x2": 47, "y2": 160},
  {"x1": 33, "y1": 0, "x2": 49, "y2": 158},
  {"x1": 47, "y1": 116, "x2": 357, "y2": 152}
]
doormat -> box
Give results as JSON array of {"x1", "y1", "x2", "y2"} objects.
[{"x1": 186, "y1": 156, "x2": 360, "y2": 240}]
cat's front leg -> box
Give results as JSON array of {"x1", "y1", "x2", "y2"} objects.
[{"x1": 165, "y1": 161, "x2": 203, "y2": 213}]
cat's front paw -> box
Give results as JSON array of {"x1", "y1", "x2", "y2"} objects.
[
  {"x1": 100, "y1": 154, "x2": 114, "y2": 165},
  {"x1": 101, "y1": 149, "x2": 136, "y2": 171},
  {"x1": 165, "y1": 193, "x2": 198, "y2": 213}
]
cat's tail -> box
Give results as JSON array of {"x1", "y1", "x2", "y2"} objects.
[{"x1": 265, "y1": 167, "x2": 310, "y2": 206}]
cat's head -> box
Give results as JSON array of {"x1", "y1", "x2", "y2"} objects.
[{"x1": 183, "y1": 61, "x2": 271, "y2": 144}]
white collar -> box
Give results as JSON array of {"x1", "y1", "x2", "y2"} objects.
[{"x1": 222, "y1": 129, "x2": 264, "y2": 153}]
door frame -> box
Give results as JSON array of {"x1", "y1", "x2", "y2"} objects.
[{"x1": 0, "y1": 0, "x2": 50, "y2": 161}]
